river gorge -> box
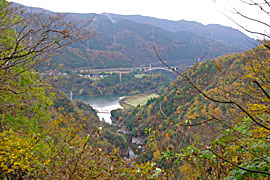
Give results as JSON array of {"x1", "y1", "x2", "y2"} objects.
[{"x1": 74, "y1": 95, "x2": 124, "y2": 124}]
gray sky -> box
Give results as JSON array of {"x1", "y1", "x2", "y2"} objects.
[{"x1": 9, "y1": 0, "x2": 269, "y2": 39}]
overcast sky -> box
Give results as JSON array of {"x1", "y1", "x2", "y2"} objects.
[{"x1": 9, "y1": 0, "x2": 269, "y2": 39}]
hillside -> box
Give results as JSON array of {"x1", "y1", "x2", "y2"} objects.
[
  {"x1": 112, "y1": 44, "x2": 270, "y2": 178},
  {"x1": 108, "y1": 13, "x2": 255, "y2": 49},
  {"x1": 2, "y1": 1, "x2": 269, "y2": 179},
  {"x1": 0, "y1": 2, "x2": 169, "y2": 178},
  {"x1": 17, "y1": 3, "x2": 256, "y2": 69},
  {"x1": 49, "y1": 71, "x2": 170, "y2": 96},
  {"x1": 113, "y1": 53, "x2": 240, "y2": 138}
]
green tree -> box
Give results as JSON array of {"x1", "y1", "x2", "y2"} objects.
[
  {"x1": 151, "y1": 6, "x2": 270, "y2": 177},
  {"x1": 0, "y1": 2, "x2": 167, "y2": 179}
]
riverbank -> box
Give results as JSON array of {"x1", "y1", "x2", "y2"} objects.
[{"x1": 73, "y1": 95, "x2": 123, "y2": 124}]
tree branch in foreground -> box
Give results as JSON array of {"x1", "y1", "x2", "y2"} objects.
[
  {"x1": 208, "y1": 147, "x2": 270, "y2": 176},
  {"x1": 153, "y1": 46, "x2": 270, "y2": 131}
]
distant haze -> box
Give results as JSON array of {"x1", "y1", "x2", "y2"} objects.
[{"x1": 9, "y1": 0, "x2": 268, "y2": 39}]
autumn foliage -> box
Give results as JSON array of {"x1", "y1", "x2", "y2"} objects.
[{"x1": 0, "y1": 2, "x2": 166, "y2": 179}]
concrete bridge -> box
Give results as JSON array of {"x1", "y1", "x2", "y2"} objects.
[
  {"x1": 144, "y1": 67, "x2": 177, "y2": 72},
  {"x1": 132, "y1": 66, "x2": 178, "y2": 72},
  {"x1": 71, "y1": 65, "x2": 179, "y2": 74}
]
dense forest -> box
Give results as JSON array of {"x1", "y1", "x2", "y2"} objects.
[
  {"x1": 49, "y1": 71, "x2": 170, "y2": 96},
  {"x1": 113, "y1": 45, "x2": 270, "y2": 179},
  {"x1": 18, "y1": 2, "x2": 255, "y2": 70},
  {"x1": 0, "y1": 0, "x2": 269, "y2": 180},
  {"x1": 0, "y1": 2, "x2": 167, "y2": 179}
]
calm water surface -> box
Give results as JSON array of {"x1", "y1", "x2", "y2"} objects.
[{"x1": 74, "y1": 95, "x2": 123, "y2": 124}]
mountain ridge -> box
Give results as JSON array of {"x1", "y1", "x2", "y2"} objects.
[{"x1": 13, "y1": 2, "x2": 256, "y2": 69}]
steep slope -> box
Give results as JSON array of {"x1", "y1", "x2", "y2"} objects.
[
  {"x1": 113, "y1": 51, "x2": 244, "y2": 142},
  {"x1": 112, "y1": 42, "x2": 270, "y2": 180},
  {"x1": 15, "y1": 3, "x2": 256, "y2": 69}
]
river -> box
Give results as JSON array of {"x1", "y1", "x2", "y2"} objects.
[{"x1": 73, "y1": 95, "x2": 123, "y2": 124}]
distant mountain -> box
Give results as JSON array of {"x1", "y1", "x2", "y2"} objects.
[
  {"x1": 108, "y1": 14, "x2": 255, "y2": 49},
  {"x1": 14, "y1": 3, "x2": 256, "y2": 69}
]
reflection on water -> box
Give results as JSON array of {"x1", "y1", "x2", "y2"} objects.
[{"x1": 74, "y1": 95, "x2": 123, "y2": 124}]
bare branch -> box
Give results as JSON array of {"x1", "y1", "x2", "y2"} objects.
[
  {"x1": 222, "y1": 12, "x2": 270, "y2": 39},
  {"x1": 253, "y1": 80, "x2": 270, "y2": 99},
  {"x1": 208, "y1": 148, "x2": 270, "y2": 176},
  {"x1": 232, "y1": 7, "x2": 270, "y2": 28},
  {"x1": 153, "y1": 46, "x2": 270, "y2": 131}
]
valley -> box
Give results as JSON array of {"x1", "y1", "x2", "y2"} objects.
[
  {"x1": 73, "y1": 94, "x2": 124, "y2": 124},
  {"x1": 1, "y1": 1, "x2": 269, "y2": 179}
]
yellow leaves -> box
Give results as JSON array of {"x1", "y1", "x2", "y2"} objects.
[
  {"x1": 215, "y1": 59, "x2": 221, "y2": 72},
  {"x1": 129, "y1": 160, "x2": 164, "y2": 179},
  {"x1": 193, "y1": 97, "x2": 199, "y2": 107},
  {"x1": 227, "y1": 145, "x2": 238, "y2": 154},
  {"x1": 147, "y1": 104, "x2": 153, "y2": 116},
  {"x1": 176, "y1": 89, "x2": 182, "y2": 95},
  {"x1": 187, "y1": 112, "x2": 200, "y2": 120},
  {"x1": 252, "y1": 127, "x2": 269, "y2": 138},
  {"x1": 213, "y1": 107, "x2": 220, "y2": 116},
  {"x1": 247, "y1": 103, "x2": 267, "y2": 112},
  {"x1": 258, "y1": 44, "x2": 267, "y2": 50},
  {"x1": 0, "y1": 129, "x2": 44, "y2": 173},
  {"x1": 153, "y1": 150, "x2": 161, "y2": 161},
  {"x1": 179, "y1": 162, "x2": 200, "y2": 179},
  {"x1": 197, "y1": 62, "x2": 202, "y2": 69},
  {"x1": 151, "y1": 143, "x2": 158, "y2": 152},
  {"x1": 57, "y1": 106, "x2": 64, "y2": 112},
  {"x1": 118, "y1": 115, "x2": 122, "y2": 121},
  {"x1": 201, "y1": 105, "x2": 207, "y2": 114},
  {"x1": 208, "y1": 103, "x2": 214, "y2": 114},
  {"x1": 176, "y1": 105, "x2": 182, "y2": 113}
]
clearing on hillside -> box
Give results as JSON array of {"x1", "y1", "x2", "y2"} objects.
[{"x1": 124, "y1": 93, "x2": 159, "y2": 107}]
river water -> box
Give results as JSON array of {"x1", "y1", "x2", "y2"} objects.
[{"x1": 73, "y1": 95, "x2": 123, "y2": 124}]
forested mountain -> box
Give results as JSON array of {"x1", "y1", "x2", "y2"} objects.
[
  {"x1": 112, "y1": 44, "x2": 270, "y2": 179},
  {"x1": 107, "y1": 13, "x2": 254, "y2": 49},
  {"x1": 17, "y1": 3, "x2": 256, "y2": 69},
  {"x1": 2, "y1": 1, "x2": 269, "y2": 179},
  {"x1": 114, "y1": 52, "x2": 242, "y2": 135},
  {"x1": 0, "y1": 2, "x2": 168, "y2": 179}
]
